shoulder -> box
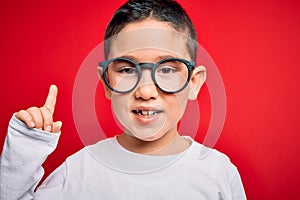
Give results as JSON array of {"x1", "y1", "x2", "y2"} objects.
[
  {"x1": 189, "y1": 138, "x2": 234, "y2": 162},
  {"x1": 186, "y1": 138, "x2": 239, "y2": 182},
  {"x1": 64, "y1": 138, "x2": 113, "y2": 166},
  {"x1": 177, "y1": 138, "x2": 246, "y2": 198}
]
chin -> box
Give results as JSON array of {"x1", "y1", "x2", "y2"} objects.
[
  {"x1": 136, "y1": 135, "x2": 162, "y2": 142},
  {"x1": 133, "y1": 129, "x2": 167, "y2": 142}
]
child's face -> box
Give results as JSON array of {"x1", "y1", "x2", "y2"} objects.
[{"x1": 101, "y1": 19, "x2": 205, "y2": 141}]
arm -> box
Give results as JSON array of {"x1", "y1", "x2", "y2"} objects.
[
  {"x1": 0, "y1": 85, "x2": 62, "y2": 200},
  {"x1": 230, "y1": 168, "x2": 247, "y2": 200},
  {"x1": 0, "y1": 116, "x2": 60, "y2": 200}
]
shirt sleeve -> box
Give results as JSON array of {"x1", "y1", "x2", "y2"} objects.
[
  {"x1": 230, "y1": 168, "x2": 247, "y2": 200},
  {"x1": 0, "y1": 115, "x2": 60, "y2": 200},
  {"x1": 215, "y1": 149, "x2": 247, "y2": 200}
]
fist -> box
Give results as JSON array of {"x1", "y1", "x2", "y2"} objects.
[{"x1": 15, "y1": 85, "x2": 62, "y2": 133}]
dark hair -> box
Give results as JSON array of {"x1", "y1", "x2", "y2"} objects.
[{"x1": 104, "y1": 0, "x2": 198, "y2": 61}]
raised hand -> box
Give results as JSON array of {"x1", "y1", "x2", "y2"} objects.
[{"x1": 15, "y1": 85, "x2": 62, "y2": 133}]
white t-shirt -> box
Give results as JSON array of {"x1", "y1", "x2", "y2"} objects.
[{"x1": 0, "y1": 116, "x2": 247, "y2": 200}]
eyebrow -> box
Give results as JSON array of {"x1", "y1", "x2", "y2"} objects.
[{"x1": 118, "y1": 54, "x2": 178, "y2": 63}]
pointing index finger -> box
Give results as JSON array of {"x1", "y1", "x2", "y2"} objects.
[{"x1": 44, "y1": 84, "x2": 58, "y2": 114}]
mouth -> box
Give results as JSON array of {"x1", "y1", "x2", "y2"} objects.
[
  {"x1": 131, "y1": 109, "x2": 163, "y2": 117},
  {"x1": 130, "y1": 106, "x2": 163, "y2": 125}
]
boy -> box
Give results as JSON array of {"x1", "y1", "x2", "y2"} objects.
[{"x1": 0, "y1": 0, "x2": 246, "y2": 199}]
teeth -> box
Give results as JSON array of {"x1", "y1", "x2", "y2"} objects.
[
  {"x1": 141, "y1": 110, "x2": 147, "y2": 115},
  {"x1": 148, "y1": 111, "x2": 155, "y2": 115},
  {"x1": 135, "y1": 110, "x2": 158, "y2": 116}
]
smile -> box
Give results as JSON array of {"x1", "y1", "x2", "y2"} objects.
[{"x1": 132, "y1": 110, "x2": 162, "y2": 117}]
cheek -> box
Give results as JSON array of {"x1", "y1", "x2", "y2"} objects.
[
  {"x1": 165, "y1": 92, "x2": 189, "y2": 121},
  {"x1": 111, "y1": 94, "x2": 131, "y2": 124}
]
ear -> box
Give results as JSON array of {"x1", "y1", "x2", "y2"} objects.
[
  {"x1": 188, "y1": 65, "x2": 206, "y2": 100},
  {"x1": 98, "y1": 67, "x2": 112, "y2": 99}
]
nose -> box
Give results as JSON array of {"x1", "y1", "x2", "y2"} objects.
[{"x1": 134, "y1": 69, "x2": 159, "y2": 100}]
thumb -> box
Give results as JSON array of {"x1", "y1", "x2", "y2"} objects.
[{"x1": 52, "y1": 121, "x2": 62, "y2": 133}]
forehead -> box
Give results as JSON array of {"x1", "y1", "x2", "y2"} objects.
[{"x1": 108, "y1": 26, "x2": 191, "y2": 60}]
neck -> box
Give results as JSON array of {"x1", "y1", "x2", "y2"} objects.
[{"x1": 117, "y1": 128, "x2": 191, "y2": 156}]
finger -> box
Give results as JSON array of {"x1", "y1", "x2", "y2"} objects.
[
  {"x1": 27, "y1": 107, "x2": 43, "y2": 129},
  {"x1": 15, "y1": 110, "x2": 35, "y2": 128},
  {"x1": 52, "y1": 121, "x2": 62, "y2": 133},
  {"x1": 40, "y1": 106, "x2": 53, "y2": 132},
  {"x1": 44, "y1": 84, "x2": 58, "y2": 115}
]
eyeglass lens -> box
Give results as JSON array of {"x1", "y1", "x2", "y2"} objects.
[{"x1": 105, "y1": 59, "x2": 189, "y2": 93}]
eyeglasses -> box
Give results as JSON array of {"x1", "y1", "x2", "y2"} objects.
[{"x1": 98, "y1": 57, "x2": 195, "y2": 94}]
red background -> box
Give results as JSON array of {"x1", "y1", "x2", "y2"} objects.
[{"x1": 0, "y1": 0, "x2": 299, "y2": 199}]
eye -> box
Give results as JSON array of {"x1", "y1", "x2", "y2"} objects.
[
  {"x1": 157, "y1": 66, "x2": 177, "y2": 74},
  {"x1": 111, "y1": 60, "x2": 137, "y2": 75},
  {"x1": 118, "y1": 67, "x2": 137, "y2": 74}
]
